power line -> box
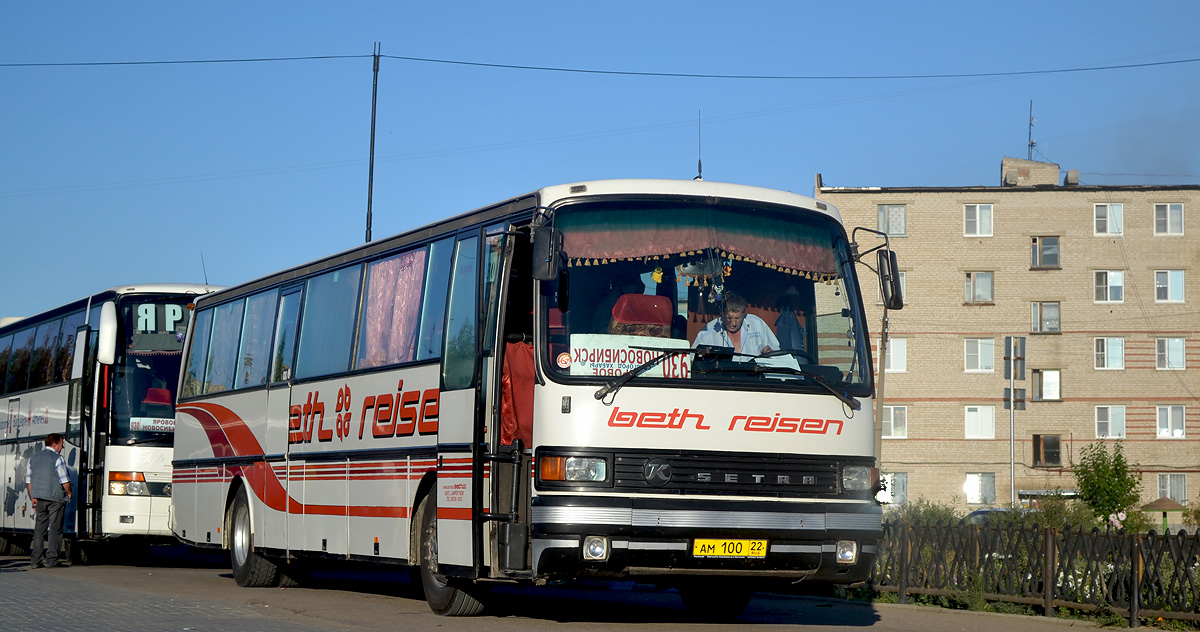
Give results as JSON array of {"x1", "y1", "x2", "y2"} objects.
[{"x1": 4, "y1": 52, "x2": 1200, "y2": 81}]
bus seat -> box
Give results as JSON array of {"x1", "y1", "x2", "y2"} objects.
[
  {"x1": 608, "y1": 294, "x2": 672, "y2": 338},
  {"x1": 142, "y1": 387, "x2": 173, "y2": 406}
]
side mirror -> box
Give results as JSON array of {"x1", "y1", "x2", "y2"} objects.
[
  {"x1": 877, "y1": 250, "x2": 904, "y2": 310},
  {"x1": 531, "y1": 225, "x2": 563, "y2": 281},
  {"x1": 97, "y1": 301, "x2": 118, "y2": 365}
]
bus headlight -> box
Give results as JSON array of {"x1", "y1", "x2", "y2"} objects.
[
  {"x1": 109, "y1": 472, "x2": 149, "y2": 496},
  {"x1": 836, "y1": 540, "x2": 859, "y2": 564},
  {"x1": 539, "y1": 456, "x2": 608, "y2": 482},
  {"x1": 841, "y1": 466, "x2": 875, "y2": 491}
]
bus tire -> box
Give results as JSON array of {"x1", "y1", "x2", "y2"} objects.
[
  {"x1": 415, "y1": 494, "x2": 485, "y2": 616},
  {"x1": 678, "y1": 581, "x2": 752, "y2": 621},
  {"x1": 228, "y1": 485, "x2": 279, "y2": 588}
]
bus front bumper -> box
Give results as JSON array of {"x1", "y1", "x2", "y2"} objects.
[{"x1": 529, "y1": 495, "x2": 881, "y2": 583}]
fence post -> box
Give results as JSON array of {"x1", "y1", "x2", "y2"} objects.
[
  {"x1": 898, "y1": 523, "x2": 909, "y2": 604},
  {"x1": 1042, "y1": 526, "x2": 1055, "y2": 617},
  {"x1": 1129, "y1": 534, "x2": 1140, "y2": 629}
]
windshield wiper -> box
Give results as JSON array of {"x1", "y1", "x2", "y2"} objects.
[
  {"x1": 694, "y1": 358, "x2": 862, "y2": 411},
  {"x1": 594, "y1": 346, "x2": 696, "y2": 401}
]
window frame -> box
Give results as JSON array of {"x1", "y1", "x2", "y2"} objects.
[
  {"x1": 964, "y1": 338, "x2": 995, "y2": 373},
  {"x1": 964, "y1": 271, "x2": 994, "y2": 303},
  {"x1": 1033, "y1": 434, "x2": 1062, "y2": 468},
  {"x1": 1094, "y1": 270, "x2": 1124, "y2": 303},
  {"x1": 1096, "y1": 405, "x2": 1126, "y2": 438},
  {"x1": 965, "y1": 405, "x2": 995, "y2": 439},
  {"x1": 1031, "y1": 236, "x2": 1061, "y2": 269},
  {"x1": 1158, "y1": 473, "x2": 1187, "y2": 505},
  {"x1": 884, "y1": 337, "x2": 906, "y2": 373},
  {"x1": 882, "y1": 405, "x2": 907, "y2": 439},
  {"x1": 879, "y1": 472, "x2": 908, "y2": 505},
  {"x1": 1157, "y1": 405, "x2": 1185, "y2": 438},
  {"x1": 964, "y1": 472, "x2": 996, "y2": 504},
  {"x1": 1094, "y1": 337, "x2": 1125, "y2": 370},
  {"x1": 1155, "y1": 270, "x2": 1185, "y2": 303},
  {"x1": 1094, "y1": 203, "x2": 1123, "y2": 236},
  {"x1": 1156, "y1": 338, "x2": 1186, "y2": 370},
  {"x1": 1032, "y1": 368, "x2": 1061, "y2": 402},
  {"x1": 1154, "y1": 203, "x2": 1184, "y2": 236},
  {"x1": 877, "y1": 204, "x2": 907, "y2": 236},
  {"x1": 1032, "y1": 301, "x2": 1061, "y2": 334},
  {"x1": 964, "y1": 203, "x2": 993, "y2": 237}
]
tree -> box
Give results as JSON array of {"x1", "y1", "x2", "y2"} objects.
[{"x1": 1074, "y1": 442, "x2": 1142, "y2": 526}]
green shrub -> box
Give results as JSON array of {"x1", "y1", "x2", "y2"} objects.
[{"x1": 885, "y1": 496, "x2": 961, "y2": 524}]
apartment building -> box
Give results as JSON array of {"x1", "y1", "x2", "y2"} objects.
[{"x1": 818, "y1": 157, "x2": 1199, "y2": 513}]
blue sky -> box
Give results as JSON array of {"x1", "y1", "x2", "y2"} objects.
[{"x1": 3, "y1": 2, "x2": 1199, "y2": 318}]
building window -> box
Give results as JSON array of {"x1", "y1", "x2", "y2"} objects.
[
  {"x1": 879, "y1": 472, "x2": 908, "y2": 505},
  {"x1": 964, "y1": 472, "x2": 996, "y2": 504},
  {"x1": 1032, "y1": 369, "x2": 1061, "y2": 401},
  {"x1": 1095, "y1": 337, "x2": 1124, "y2": 369},
  {"x1": 1095, "y1": 203, "x2": 1123, "y2": 235},
  {"x1": 1155, "y1": 203, "x2": 1184, "y2": 235},
  {"x1": 1032, "y1": 302, "x2": 1061, "y2": 333},
  {"x1": 1031, "y1": 236, "x2": 1060, "y2": 268},
  {"x1": 1158, "y1": 405, "x2": 1185, "y2": 438},
  {"x1": 965, "y1": 272, "x2": 994, "y2": 303},
  {"x1": 1156, "y1": 338, "x2": 1186, "y2": 370},
  {"x1": 965, "y1": 405, "x2": 995, "y2": 439},
  {"x1": 878, "y1": 204, "x2": 907, "y2": 236},
  {"x1": 884, "y1": 338, "x2": 906, "y2": 372},
  {"x1": 1033, "y1": 434, "x2": 1061, "y2": 467},
  {"x1": 1094, "y1": 270, "x2": 1124, "y2": 302},
  {"x1": 1159, "y1": 473, "x2": 1187, "y2": 505},
  {"x1": 964, "y1": 204, "x2": 993, "y2": 237},
  {"x1": 1096, "y1": 405, "x2": 1126, "y2": 438},
  {"x1": 882, "y1": 406, "x2": 907, "y2": 438},
  {"x1": 965, "y1": 338, "x2": 995, "y2": 372},
  {"x1": 1155, "y1": 270, "x2": 1185, "y2": 303}
]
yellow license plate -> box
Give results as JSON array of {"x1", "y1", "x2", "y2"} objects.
[{"x1": 692, "y1": 539, "x2": 767, "y2": 558}]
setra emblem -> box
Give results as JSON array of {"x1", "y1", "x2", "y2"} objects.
[{"x1": 642, "y1": 458, "x2": 673, "y2": 487}]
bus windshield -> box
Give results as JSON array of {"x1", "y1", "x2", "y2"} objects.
[
  {"x1": 110, "y1": 296, "x2": 192, "y2": 446},
  {"x1": 544, "y1": 199, "x2": 872, "y2": 392}
]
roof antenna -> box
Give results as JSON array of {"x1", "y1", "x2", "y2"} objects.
[
  {"x1": 694, "y1": 109, "x2": 703, "y2": 181},
  {"x1": 200, "y1": 252, "x2": 210, "y2": 286},
  {"x1": 1027, "y1": 100, "x2": 1037, "y2": 160}
]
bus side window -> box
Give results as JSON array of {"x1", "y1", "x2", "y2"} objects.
[
  {"x1": 295, "y1": 265, "x2": 364, "y2": 380},
  {"x1": 6, "y1": 328, "x2": 35, "y2": 394},
  {"x1": 0, "y1": 334, "x2": 12, "y2": 395},
  {"x1": 442, "y1": 235, "x2": 480, "y2": 390},
  {"x1": 29, "y1": 318, "x2": 63, "y2": 390},
  {"x1": 205, "y1": 300, "x2": 246, "y2": 394},
  {"x1": 235, "y1": 290, "x2": 279, "y2": 389},
  {"x1": 271, "y1": 290, "x2": 302, "y2": 383},
  {"x1": 181, "y1": 309, "x2": 214, "y2": 398},
  {"x1": 417, "y1": 238, "x2": 454, "y2": 361}
]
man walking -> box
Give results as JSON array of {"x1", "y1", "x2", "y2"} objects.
[{"x1": 25, "y1": 433, "x2": 72, "y2": 568}]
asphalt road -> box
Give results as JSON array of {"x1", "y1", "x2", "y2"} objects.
[{"x1": 1, "y1": 548, "x2": 1098, "y2": 632}]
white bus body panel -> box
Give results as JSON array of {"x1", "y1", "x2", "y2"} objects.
[
  {"x1": 2, "y1": 385, "x2": 75, "y2": 535},
  {"x1": 102, "y1": 445, "x2": 173, "y2": 536}
]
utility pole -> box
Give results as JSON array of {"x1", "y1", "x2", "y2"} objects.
[
  {"x1": 1004, "y1": 336, "x2": 1026, "y2": 505},
  {"x1": 365, "y1": 42, "x2": 381, "y2": 244},
  {"x1": 1027, "y1": 100, "x2": 1036, "y2": 161}
]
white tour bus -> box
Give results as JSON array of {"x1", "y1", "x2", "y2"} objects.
[
  {"x1": 171, "y1": 179, "x2": 902, "y2": 618},
  {"x1": 0, "y1": 284, "x2": 217, "y2": 560}
]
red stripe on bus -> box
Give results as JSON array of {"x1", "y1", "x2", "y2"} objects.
[{"x1": 437, "y1": 507, "x2": 473, "y2": 520}]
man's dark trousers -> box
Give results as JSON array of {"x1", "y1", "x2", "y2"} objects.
[{"x1": 30, "y1": 499, "x2": 66, "y2": 567}]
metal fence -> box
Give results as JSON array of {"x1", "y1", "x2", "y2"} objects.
[{"x1": 870, "y1": 521, "x2": 1200, "y2": 627}]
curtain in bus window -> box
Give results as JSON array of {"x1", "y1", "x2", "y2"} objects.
[
  {"x1": 55, "y1": 311, "x2": 86, "y2": 383},
  {"x1": 358, "y1": 249, "x2": 427, "y2": 369},
  {"x1": 29, "y1": 318, "x2": 63, "y2": 389},
  {"x1": 6, "y1": 328, "x2": 35, "y2": 393},
  {"x1": 204, "y1": 300, "x2": 245, "y2": 394},
  {"x1": 181, "y1": 309, "x2": 214, "y2": 398},
  {"x1": 236, "y1": 291, "x2": 279, "y2": 389},
  {"x1": 0, "y1": 335, "x2": 12, "y2": 395},
  {"x1": 296, "y1": 265, "x2": 364, "y2": 379},
  {"x1": 417, "y1": 238, "x2": 454, "y2": 361},
  {"x1": 558, "y1": 205, "x2": 838, "y2": 278}
]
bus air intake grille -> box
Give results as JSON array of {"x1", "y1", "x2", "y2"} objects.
[{"x1": 613, "y1": 453, "x2": 841, "y2": 497}]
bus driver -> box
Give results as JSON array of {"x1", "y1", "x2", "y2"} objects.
[{"x1": 692, "y1": 291, "x2": 778, "y2": 359}]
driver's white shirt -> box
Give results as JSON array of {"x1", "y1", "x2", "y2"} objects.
[{"x1": 692, "y1": 314, "x2": 780, "y2": 361}]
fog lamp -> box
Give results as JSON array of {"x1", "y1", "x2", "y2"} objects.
[
  {"x1": 836, "y1": 540, "x2": 859, "y2": 564},
  {"x1": 582, "y1": 535, "x2": 609, "y2": 561}
]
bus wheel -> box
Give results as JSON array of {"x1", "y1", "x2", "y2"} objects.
[
  {"x1": 229, "y1": 485, "x2": 279, "y2": 587},
  {"x1": 415, "y1": 494, "x2": 485, "y2": 616},
  {"x1": 678, "y1": 581, "x2": 752, "y2": 621}
]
